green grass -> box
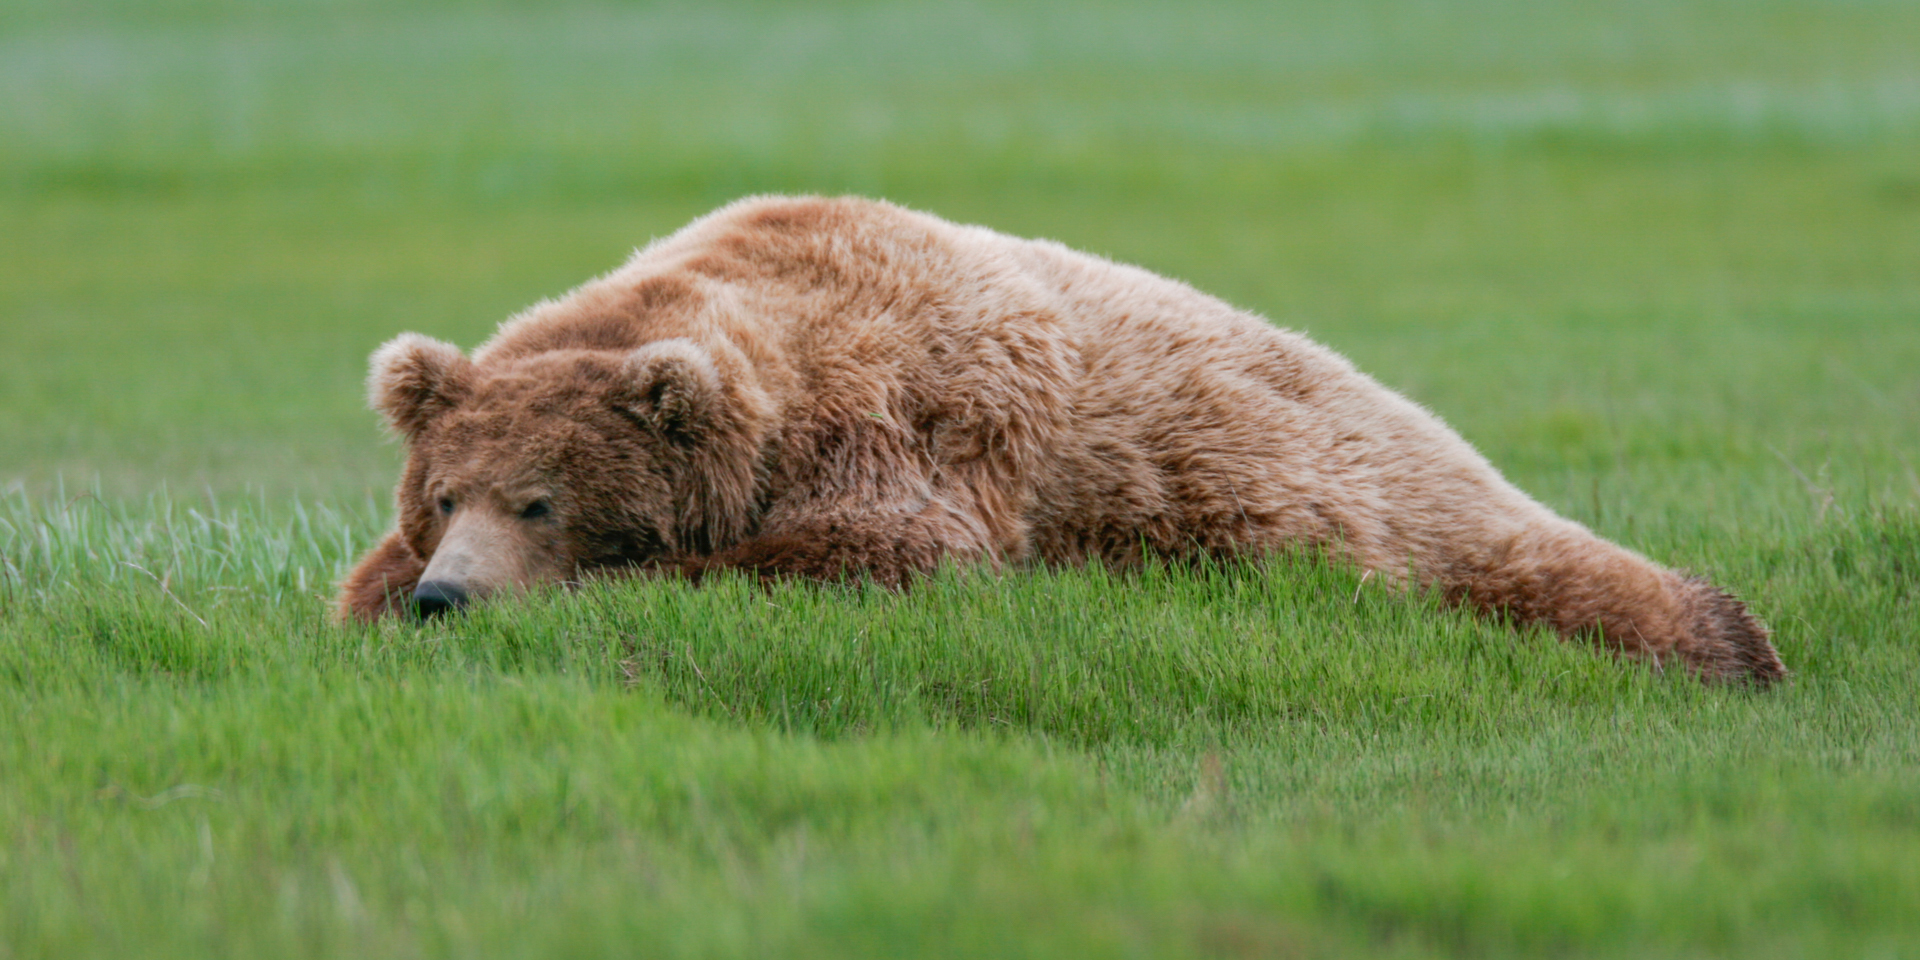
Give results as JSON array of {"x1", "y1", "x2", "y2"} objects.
[{"x1": 3, "y1": 1, "x2": 1919, "y2": 956}]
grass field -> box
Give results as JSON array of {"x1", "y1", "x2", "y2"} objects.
[{"x1": 4, "y1": 1, "x2": 1919, "y2": 956}]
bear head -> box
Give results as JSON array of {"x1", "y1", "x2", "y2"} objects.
[{"x1": 368, "y1": 332, "x2": 771, "y2": 616}]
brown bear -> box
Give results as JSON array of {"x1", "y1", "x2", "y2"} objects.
[{"x1": 339, "y1": 194, "x2": 1785, "y2": 685}]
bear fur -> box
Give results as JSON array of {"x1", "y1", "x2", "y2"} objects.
[{"x1": 339, "y1": 195, "x2": 1786, "y2": 685}]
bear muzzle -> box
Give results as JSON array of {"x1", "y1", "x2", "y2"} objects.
[
  {"x1": 413, "y1": 580, "x2": 470, "y2": 618},
  {"x1": 412, "y1": 507, "x2": 560, "y2": 617}
]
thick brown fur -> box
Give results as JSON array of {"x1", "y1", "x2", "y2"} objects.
[{"x1": 339, "y1": 195, "x2": 1785, "y2": 686}]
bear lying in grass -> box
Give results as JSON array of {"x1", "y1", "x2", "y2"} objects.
[{"x1": 339, "y1": 195, "x2": 1786, "y2": 685}]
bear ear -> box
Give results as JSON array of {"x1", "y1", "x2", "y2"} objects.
[
  {"x1": 368, "y1": 333, "x2": 474, "y2": 439},
  {"x1": 619, "y1": 339, "x2": 724, "y2": 444}
]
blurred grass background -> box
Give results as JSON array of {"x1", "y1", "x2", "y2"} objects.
[
  {"x1": 5, "y1": 0, "x2": 1916, "y2": 506},
  {"x1": 3, "y1": 1, "x2": 1918, "y2": 957}
]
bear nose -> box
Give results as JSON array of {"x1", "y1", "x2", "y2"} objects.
[{"x1": 413, "y1": 580, "x2": 470, "y2": 619}]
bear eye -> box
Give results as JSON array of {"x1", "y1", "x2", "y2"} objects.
[
  {"x1": 437, "y1": 497, "x2": 455, "y2": 516},
  {"x1": 520, "y1": 499, "x2": 551, "y2": 520}
]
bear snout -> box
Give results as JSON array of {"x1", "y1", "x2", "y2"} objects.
[{"x1": 413, "y1": 580, "x2": 471, "y2": 619}]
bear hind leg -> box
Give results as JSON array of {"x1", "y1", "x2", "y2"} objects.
[
  {"x1": 1667, "y1": 574, "x2": 1788, "y2": 686},
  {"x1": 1444, "y1": 528, "x2": 1786, "y2": 686}
]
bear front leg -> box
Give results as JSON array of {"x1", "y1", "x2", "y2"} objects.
[
  {"x1": 337, "y1": 530, "x2": 425, "y2": 621},
  {"x1": 686, "y1": 503, "x2": 992, "y2": 588}
]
